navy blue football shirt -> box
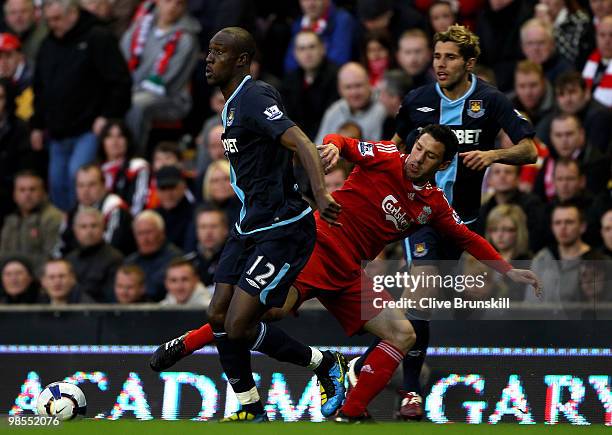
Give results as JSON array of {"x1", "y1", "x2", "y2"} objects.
[
  {"x1": 395, "y1": 74, "x2": 535, "y2": 223},
  {"x1": 221, "y1": 75, "x2": 311, "y2": 235}
]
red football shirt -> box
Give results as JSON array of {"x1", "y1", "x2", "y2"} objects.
[{"x1": 300, "y1": 134, "x2": 512, "y2": 290}]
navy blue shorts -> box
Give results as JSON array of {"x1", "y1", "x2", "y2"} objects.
[{"x1": 214, "y1": 213, "x2": 316, "y2": 308}]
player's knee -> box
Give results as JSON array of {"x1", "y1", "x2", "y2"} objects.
[
  {"x1": 224, "y1": 320, "x2": 248, "y2": 341},
  {"x1": 389, "y1": 320, "x2": 416, "y2": 353},
  {"x1": 206, "y1": 304, "x2": 226, "y2": 332}
]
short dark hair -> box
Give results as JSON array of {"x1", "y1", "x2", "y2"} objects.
[
  {"x1": 555, "y1": 71, "x2": 587, "y2": 92},
  {"x1": 154, "y1": 141, "x2": 181, "y2": 160},
  {"x1": 77, "y1": 163, "x2": 104, "y2": 183},
  {"x1": 400, "y1": 28, "x2": 430, "y2": 45},
  {"x1": 195, "y1": 204, "x2": 228, "y2": 227},
  {"x1": 551, "y1": 113, "x2": 583, "y2": 129},
  {"x1": 15, "y1": 169, "x2": 44, "y2": 183},
  {"x1": 492, "y1": 162, "x2": 521, "y2": 176},
  {"x1": 337, "y1": 121, "x2": 363, "y2": 140},
  {"x1": 554, "y1": 157, "x2": 582, "y2": 177},
  {"x1": 116, "y1": 264, "x2": 145, "y2": 286},
  {"x1": 362, "y1": 31, "x2": 395, "y2": 65},
  {"x1": 417, "y1": 124, "x2": 459, "y2": 162},
  {"x1": 552, "y1": 200, "x2": 585, "y2": 223},
  {"x1": 165, "y1": 257, "x2": 197, "y2": 277}
]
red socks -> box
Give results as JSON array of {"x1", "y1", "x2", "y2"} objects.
[
  {"x1": 341, "y1": 341, "x2": 405, "y2": 417},
  {"x1": 183, "y1": 323, "x2": 214, "y2": 354},
  {"x1": 183, "y1": 326, "x2": 405, "y2": 417}
]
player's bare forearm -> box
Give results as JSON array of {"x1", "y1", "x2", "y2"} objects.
[
  {"x1": 281, "y1": 126, "x2": 326, "y2": 196},
  {"x1": 281, "y1": 126, "x2": 341, "y2": 224},
  {"x1": 491, "y1": 138, "x2": 538, "y2": 165}
]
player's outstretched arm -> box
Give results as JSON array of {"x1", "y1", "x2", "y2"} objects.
[
  {"x1": 459, "y1": 137, "x2": 537, "y2": 171},
  {"x1": 280, "y1": 126, "x2": 341, "y2": 225},
  {"x1": 506, "y1": 268, "x2": 543, "y2": 298},
  {"x1": 321, "y1": 134, "x2": 398, "y2": 167},
  {"x1": 435, "y1": 207, "x2": 543, "y2": 298}
]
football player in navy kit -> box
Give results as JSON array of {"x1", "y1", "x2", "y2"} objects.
[
  {"x1": 350, "y1": 25, "x2": 538, "y2": 420},
  {"x1": 202, "y1": 27, "x2": 343, "y2": 422}
]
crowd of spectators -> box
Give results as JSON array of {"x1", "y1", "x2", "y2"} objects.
[{"x1": 0, "y1": 0, "x2": 610, "y2": 308}]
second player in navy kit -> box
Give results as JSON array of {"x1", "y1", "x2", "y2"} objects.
[
  {"x1": 203, "y1": 27, "x2": 344, "y2": 422},
  {"x1": 396, "y1": 74, "x2": 535, "y2": 223}
]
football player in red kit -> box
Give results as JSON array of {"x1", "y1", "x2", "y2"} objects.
[{"x1": 151, "y1": 124, "x2": 541, "y2": 422}]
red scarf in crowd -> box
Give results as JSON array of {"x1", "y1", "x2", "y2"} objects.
[
  {"x1": 128, "y1": 1, "x2": 184, "y2": 94},
  {"x1": 300, "y1": 6, "x2": 330, "y2": 34},
  {"x1": 582, "y1": 49, "x2": 612, "y2": 108}
]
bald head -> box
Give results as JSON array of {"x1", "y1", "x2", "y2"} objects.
[
  {"x1": 206, "y1": 27, "x2": 257, "y2": 88},
  {"x1": 339, "y1": 62, "x2": 368, "y2": 82},
  {"x1": 338, "y1": 62, "x2": 371, "y2": 111},
  {"x1": 217, "y1": 27, "x2": 256, "y2": 64}
]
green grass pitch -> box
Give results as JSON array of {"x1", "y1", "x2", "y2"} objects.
[{"x1": 3, "y1": 420, "x2": 612, "y2": 434}]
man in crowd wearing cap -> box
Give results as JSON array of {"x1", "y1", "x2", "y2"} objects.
[
  {"x1": 2, "y1": 0, "x2": 47, "y2": 65},
  {"x1": 0, "y1": 32, "x2": 33, "y2": 120},
  {"x1": 284, "y1": 0, "x2": 356, "y2": 73},
  {"x1": 155, "y1": 165, "x2": 196, "y2": 253}
]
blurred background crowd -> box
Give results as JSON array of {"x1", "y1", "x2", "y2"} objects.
[{"x1": 0, "y1": 0, "x2": 610, "y2": 310}]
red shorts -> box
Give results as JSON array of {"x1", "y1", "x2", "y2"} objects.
[{"x1": 293, "y1": 245, "x2": 393, "y2": 336}]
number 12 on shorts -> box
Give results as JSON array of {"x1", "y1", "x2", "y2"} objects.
[{"x1": 246, "y1": 255, "x2": 276, "y2": 288}]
